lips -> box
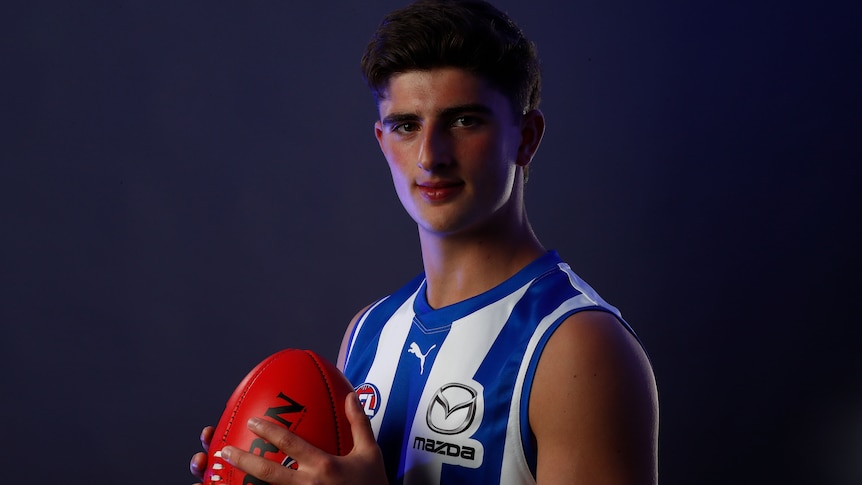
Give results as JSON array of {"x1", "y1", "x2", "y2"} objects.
[{"x1": 416, "y1": 180, "x2": 464, "y2": 202}]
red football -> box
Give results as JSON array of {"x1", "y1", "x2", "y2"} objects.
[{"x1": 203, "y1": 349, "x2": 355, "y2": 484}]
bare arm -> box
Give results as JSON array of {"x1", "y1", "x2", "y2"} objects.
[{"x1": 530, "y1": 310, "x2": 659, "y2": 484}]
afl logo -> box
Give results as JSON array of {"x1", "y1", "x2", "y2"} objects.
[
  {"x1": 355, "y1": 383, "x2": 381, "y2": 418},
  {"x1": 426, "y1": 383, "x2": 478, "y2": 435}
]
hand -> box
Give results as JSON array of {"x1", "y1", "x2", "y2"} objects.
[
  {"x1": 190, "y1": 425, "x2": 214, "y2": 483},
  {"x1": 220, "y1": 393, "x2": 388, "y2": 485}
]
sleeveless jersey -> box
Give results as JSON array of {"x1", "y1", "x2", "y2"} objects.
[{"x1": 342, "y1": 251, "x2": 639, "y2": 484}]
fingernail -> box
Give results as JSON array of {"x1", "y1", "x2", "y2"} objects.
[
  {"x1": 220, "y1": 446, "x2": 233, "y2": 463},
  {"x1": 247, "y1": 417, "x2": 262, "y2": 429}
]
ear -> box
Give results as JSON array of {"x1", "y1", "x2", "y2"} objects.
[
  {"x1": 516, "y1": 109, "x2": 545, "y2": 167},
  {"x1": 374, "y1": 120, "x2": 385, "y2": 152}
]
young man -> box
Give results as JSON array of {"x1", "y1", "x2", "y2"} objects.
[{"x1": 191, "y1": 1, "x2": 658, "y2": 483}]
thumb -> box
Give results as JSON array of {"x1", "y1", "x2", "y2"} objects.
[{"x1": 345, "y1": 392, "x2": 376, "y2": 450}]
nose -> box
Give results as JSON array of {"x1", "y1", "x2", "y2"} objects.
[{"x1": 417, "y1": 127, "x2": 454, "y2": 172}]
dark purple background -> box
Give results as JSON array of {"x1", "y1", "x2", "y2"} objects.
[{"x1": 3, "y1": 1, "x2": 860, "y2": 483}]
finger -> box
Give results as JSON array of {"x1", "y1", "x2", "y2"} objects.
[
  {"x1": 345, "y1": 392, "x2": 377, "y2": 450},
  {"x1": 221, "y1": 445, "x2": 294, "y2": 484},
  {"x1": 201, "y1": 426, "x2": 215, "y2": 452},
  {"x1": 190, "y1": 451, "x2": 208, "y2": 479},
  {"x1": 246, "y1": 417, "x2": 320, "y2": 461}
]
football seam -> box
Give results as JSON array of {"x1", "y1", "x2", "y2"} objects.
[
  {"x1": 303, "y1": 350, "x2": 345, "y2": 456},
  {"x1": 220, "y1": 354, "x2": 282, "y2": 445}
]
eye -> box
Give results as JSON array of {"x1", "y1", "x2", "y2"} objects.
[
  {"x1": 452, "y1": 116, "x2": 481, "y2": 128},
  {"x1": 393, "y1": 122, "x2": 419, "y2": 134}
]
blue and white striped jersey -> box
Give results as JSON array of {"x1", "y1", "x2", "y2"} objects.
[{"x1": 343, "y1": 251, "x2": 638, "y2": 484}]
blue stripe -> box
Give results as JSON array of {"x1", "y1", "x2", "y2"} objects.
[{"x1": 384, "y1": 323, "x2": 451, "y2": 482}]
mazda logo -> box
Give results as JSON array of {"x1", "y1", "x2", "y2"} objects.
[{"x1": 426, "y1": 383, "x2": 478, "y2": 435}]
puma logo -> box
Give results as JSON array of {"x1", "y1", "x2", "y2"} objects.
[{"x1": 408, "y1": 342, "x2": 437, "y2": 375}]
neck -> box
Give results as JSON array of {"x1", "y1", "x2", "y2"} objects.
[{"x1": 418, "y1": 207, "x2": 546, "y2": 309}]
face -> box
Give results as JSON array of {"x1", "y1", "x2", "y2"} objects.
[{"x1": 374, "y1": 68, "x2": 543, "y2": 239}]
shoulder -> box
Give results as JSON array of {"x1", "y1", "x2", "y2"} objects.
[
  {"x1": 336, "y1": 304, "x2": 372, "y2": 371},
  {"x1": 335, "y1": 273, "x2": 426, "y2": 371},
  {"x1": 529, "y1": 310, "x2": 658, "y2": 484},
  {"x1": 534, "y1": 310, "x2": 653, "y2": 386}
]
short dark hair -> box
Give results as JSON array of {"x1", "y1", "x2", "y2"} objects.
[{"x1": 361, "y1": 0, "x2": 541, "y2": 117}]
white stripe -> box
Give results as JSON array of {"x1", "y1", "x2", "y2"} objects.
[{"x1": 559, "y1": 262, "x2": 623, "y2": 320}]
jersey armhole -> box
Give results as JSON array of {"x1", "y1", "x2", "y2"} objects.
[
  {"x1": 518, "y1": 307, "x2": 633, "y2": 478},
  {"x1": 519, "y1": 310, "x2": 570, "y2": 478}
]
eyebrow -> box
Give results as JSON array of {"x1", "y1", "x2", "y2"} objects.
[
  {"x1": 440, "y1": 103, "x2": 494, "y2": 118},
  {"x1": 381, "y1": 103, "x2": 495, "y2": 126}
]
